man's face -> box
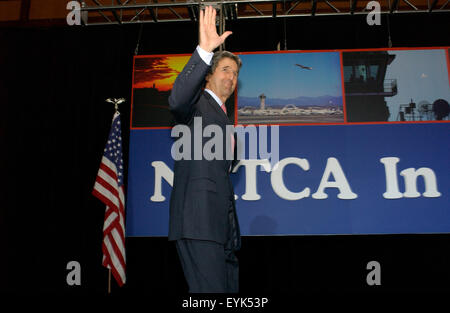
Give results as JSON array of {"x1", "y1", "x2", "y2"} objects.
[{"x1": 205, "y1": 57, "x2": 238, "y2": 102}]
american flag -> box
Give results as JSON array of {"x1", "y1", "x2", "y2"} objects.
[{"x1": 92, "y1": 111, "x2": 126, "y2": 287}]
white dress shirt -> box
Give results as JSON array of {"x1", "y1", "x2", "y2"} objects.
[{"x1": 196, "y1": 45, "x2": 223, "y2": 108}]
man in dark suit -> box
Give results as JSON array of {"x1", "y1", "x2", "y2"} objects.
[{"x1": 168, "y1": 6, "x2": 242, "y2": 293}]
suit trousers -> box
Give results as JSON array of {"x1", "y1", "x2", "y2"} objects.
[{"x1": 175, "y1": 209, "x2": 239, "y2": 293}]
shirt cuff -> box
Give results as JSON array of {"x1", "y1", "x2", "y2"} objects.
[{"x1": 196, "y1": 45, "x2": 214, "y2": 66}]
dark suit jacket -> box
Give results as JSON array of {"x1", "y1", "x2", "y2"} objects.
[{"x1": 168, "y1": 49, "x2": 241, "y2": 249}]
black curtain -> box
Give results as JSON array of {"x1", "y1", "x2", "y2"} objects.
[{"x1": 1, "y1": 12, "x2": 450, "y2": 299}]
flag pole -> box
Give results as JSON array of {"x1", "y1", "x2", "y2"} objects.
[
  {"x1": 105, "y1": 97, "x2": 123, "y2": 295},
  {"x1": 108, "y1": 268, "x2": 112, "y2": 294}
]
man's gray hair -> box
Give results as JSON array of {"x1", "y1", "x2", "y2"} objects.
[{"x1": 208, "y1": 50, "x2": 242, "y2": 76}]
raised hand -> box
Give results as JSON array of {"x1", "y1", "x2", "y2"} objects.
[{"x1": 199, "y1": 5, "x2": 232, "y2": 52}]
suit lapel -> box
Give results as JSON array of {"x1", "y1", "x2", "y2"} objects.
[
  {"x1": 202, "y1": 91, "x2": 236, "y2": 166},
  {"x1": 203, "y1": 91, "x2": 231, "y2": 125}
]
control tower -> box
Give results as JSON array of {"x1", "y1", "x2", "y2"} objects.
[
  {"x1": 259, "y1": 93, "x2": 266, "y2": 110},
  {"x1": 343, "y1": 51, "x2": 397, "y2": 122}
]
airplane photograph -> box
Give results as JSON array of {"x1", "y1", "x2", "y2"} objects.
[
  {"x1": 237, "y1": 52, "x2": 343, "y2": 124},
  {"x1": 295, "y1": 63, "x2": 313, "y2": 70}
]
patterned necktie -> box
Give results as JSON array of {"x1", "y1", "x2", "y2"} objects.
[{"x1": 221, "y1": 104, "x2": 235, "y2": 159}]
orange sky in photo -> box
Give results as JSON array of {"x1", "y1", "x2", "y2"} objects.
[{"x1": 133, "y1": 55, "x2": 190, "y2": 91}]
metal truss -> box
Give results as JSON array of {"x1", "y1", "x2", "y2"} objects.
[{"x1": 79, "y1": 0, "x2": 450, "y2": 26}]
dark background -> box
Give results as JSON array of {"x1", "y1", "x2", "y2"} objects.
[{"x1": 1, "y1": 11, "x2": 450, "y2": 304}]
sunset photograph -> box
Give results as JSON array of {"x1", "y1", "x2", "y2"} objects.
[{"x1": 132, "y1": 55, "x2": 190, "y2": 128}]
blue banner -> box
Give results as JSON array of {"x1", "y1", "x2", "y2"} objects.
[{"x1": 126, "y1": 123, "x2": 450, "y2": 236}]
